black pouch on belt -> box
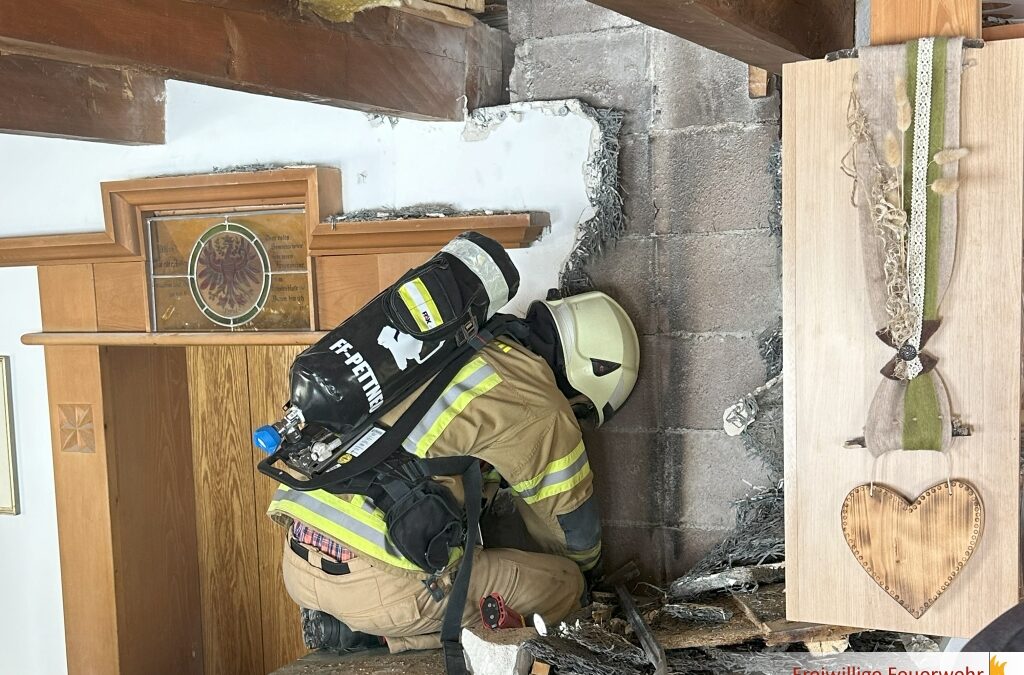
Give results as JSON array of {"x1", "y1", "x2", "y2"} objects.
[{"x1": 382, "y1": 477, "x2": 466, "y2": 573}]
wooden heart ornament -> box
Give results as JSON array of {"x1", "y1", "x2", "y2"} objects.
[{"x1": 841, "y1": 480, "x2": 984, "y2": 618}]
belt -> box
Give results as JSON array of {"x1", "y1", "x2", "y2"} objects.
[{"x1": 290, "y1": 538, "x2": 351, "y2": 576}]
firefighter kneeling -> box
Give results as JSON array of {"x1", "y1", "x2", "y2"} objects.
[{"x1": 266, "y1": 292, "x2": 639, "y2": 654}]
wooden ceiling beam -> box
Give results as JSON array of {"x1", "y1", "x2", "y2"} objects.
[
  {"x1": 586, "y1": 0, "x2": 855, "y2": 73},
  {"x1": 0, "y1": 0, "x2": 508, "y2": 121},
  {"x1": 0, "y1": 53, "x2": 165, "y2": 144}
]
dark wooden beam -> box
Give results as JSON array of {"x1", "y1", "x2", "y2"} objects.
[
  {"x1": 0, "y1": 0, "x2": 508, "y2": 121},
  {"x1": 586, "y1": 0, "x2": 854, "y2": 73},
  {"x1": 0, "y1": 53, "x2": 164, "y2": 144}
]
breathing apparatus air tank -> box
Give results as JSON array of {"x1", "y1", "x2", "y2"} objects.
[{"x1": 253, "y1": 231, "x2": 520, "y2": 478}]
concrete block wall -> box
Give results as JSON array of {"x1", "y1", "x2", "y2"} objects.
[{"x1": 509, "y1": 0, "x2": 782, "y2": 583}]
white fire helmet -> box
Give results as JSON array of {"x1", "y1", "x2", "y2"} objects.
[{"x1": 531, "y1": 291, "x2": 640, "y2": 426}]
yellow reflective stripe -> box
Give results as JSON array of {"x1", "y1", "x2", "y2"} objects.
[
  {"x1": 412, "y1": 362, "x2": 503, "y2": 458},
  {"x1": 494, "y1": 340, "x2": 513, "y2": 353},
  {"x1": 270, "y1": 488, "x2": 464, "y2": 571},
  {"x1": 522, "y1": 462, "x2": 591, "y2": 505},
  {"x1": 268, "y1": 497, "x2": 422, "y2": 571},
  {"x1": 292, "y1": 486, "x2": 390, "y2": 534},
  {"x1": 567, "y1": 541, "x2": 603, "y2": 571},
  {"x1": 352, "y1": 494, "x2": 385, "y2": 518},
  {"x1": 411, "y1": 277, "x2": 443, "y2": 327},
  {"x1": 511, "y1": 440, "x2": 586, "y2": 494},
  {"x1": 398, "y1": 283, "x2": 430, "y2": 331}
]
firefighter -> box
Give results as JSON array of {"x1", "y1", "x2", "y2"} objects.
[{"x1": 266, "y1": 292, "x2": 640, "y2": 652}]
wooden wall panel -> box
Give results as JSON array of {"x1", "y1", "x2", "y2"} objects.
[
  {"x1": 783, "y1": 41, "x2": 1022, "y2": 636},
  {"x1": 38, "y1": 264, "x2": 98, "y2": 331},
  {"x1": 315, "y1": 252, "x2": 434, "y2": 329},
  {"x1": 186, "y1": 346, "x2": 264, "y2": 675},
  {"x1": 43, "y1": 346, "x2": 119, "y2": 674},
  {"x1": 247, "y1": 345, "x2": 308, "y2": 673},
  {"x1": 870, "y1": 0, "x2": 982, "y2": 45},
  {"x1": 94, "y1": 262, "x2": 150, "y2": 331},
  {"x1": 103, "y1": 347, "x2": 203, "y2": 674},
  {"x1": 376, "y1": 251, "x2": 433, "y2": 288},
  {"x1": 314, "y1": 255, "x2": 381, "y2": 329}
]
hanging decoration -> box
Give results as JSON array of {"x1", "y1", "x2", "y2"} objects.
[
  {"x1": 839, "y1": 37, "x2": 986, "y2": 619},
  {"x1": 841, "y1": 481, "x2": 984, "y2": 618},
  {"x1": 842, "y1": 36, "x2": 970, "y2": 455}
]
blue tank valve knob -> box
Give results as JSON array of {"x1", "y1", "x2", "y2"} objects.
[{"x1": 253, "y1": 425, "x2": 283, "y2": 454}]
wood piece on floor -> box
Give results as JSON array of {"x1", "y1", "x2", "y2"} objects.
[
  {"x1": 730, "y1": 583, "x2": 786, "y2": 631},
  {"x1": 0, "y1": 54, "x2": 164, "y2": 144},
  {"x1": 530, "y1": 662, "x2": 551, "y2": 675},
  {"x1": 762, "y1": 620, "x2": 863, "y2": 647},
  {"x1": 271, "y1": 648, "x2": 445, "y2": 675},
  {"x1": 653, "y1": 595, "x2": 763, "y2": 650},
  {"x1": 661, "y1": 603, "x2": 734, "y2": 624},
  {"x1": 668, "y1": 563, "x2": 786, "y2": 601},
  {"x1": 805, "y1": 638, "x2": 851, "y2": 655}
]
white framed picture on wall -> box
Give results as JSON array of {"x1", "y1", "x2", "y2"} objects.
[{"x1": 0, "y1": 356, "x2": 17, "y2": 515}]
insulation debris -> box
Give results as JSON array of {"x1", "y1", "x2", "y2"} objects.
[
  {"x1": 326, "y1": 205, "x2": 508, "y2": 222},
  {"x1": 559, "y1": 104, "x2": 625, "y2": 294},
  {"x1": 299, "y1": 0, "x2": 400, "y2": 22},
  {"x1": 668, "y1": 563, "x2": 786, "y2": 602},
  {"x1": 662, "y1": 603, "x2": 734, "y2": 625}
]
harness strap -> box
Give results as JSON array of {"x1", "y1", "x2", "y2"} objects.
[{"x1": 424, "y1": 458, "x2": 480, "y2": 675}]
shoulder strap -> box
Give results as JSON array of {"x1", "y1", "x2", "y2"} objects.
[
  {"x1": 437, "y1": 459, "x2": 481, "y2": 675},
  {"x1": 264, "y1": 316, "x2": 530, "y2": 492}
]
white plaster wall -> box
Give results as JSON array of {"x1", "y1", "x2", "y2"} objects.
[
  {"x1": 0, "y1": 268, "x2": 67, "y2": 675},
  {"x1": 0, "y1": 82, "x2": 596, "y2": 673}
]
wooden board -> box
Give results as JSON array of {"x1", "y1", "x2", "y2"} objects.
[
  {"x1": 247, "y1": 345, "x2": 309, "y2": 673},
  {"x1": 0, "y1": 0, "x2": 503, "y2": 121},
  {"x1": 587, "y1": 0, "x2": 853, "y2": 73},
  {"x1": 314, "y1": 252, "x2": 431, "y2": 328},
  {"x1": 94, "y1": 262, "x2": 150, "y2": 331},
  {"x1": 782, "y1": 40, "x2": 1023, "y2": 636},
  {"x1": 0, "y1": 53, "x2": 164, "y2": 144},
  {"x1": 187, "y1": 346, "x2": 264, "y2": 675},
  {"x1": 38, "y1": 264, "x2": 98, "y2": 331},
  {"x1": 870, "y1": 0, "x2": 982, "y2": 45},
  {"x1": 309, "y1": 213, "x2": 547, "y2": 256},
  {"x1": 102, "y1": 347, "x2": 203, "y2": 674},
  {"x1": 22, "y1": 331, "x2": 328, "y2": 346},
  {"x1": 43, "y1": 346, "x2": 119, "y2": 674}
]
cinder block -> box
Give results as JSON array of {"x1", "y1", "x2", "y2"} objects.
[
  {"x1": 658, "y1": 334, "x2": 768, "y2": 431},
  {"x1": 509, "y1": 0, "x2": 637, "y2": 41},
  {"x1": 650, "y1": 31, "x2": 780, "y2": 130},
  {"x1": 658, "y1": 525, "x2": 732, "y2": 582},
  {"x1": 510, "y1": 29, "x2": 652, "y2": 133},
  {"x1": 619, "y1": 133, "x2": 657, "y2": 237},
  {"x1": 651, "y1": 126, "x2": 780, "y2": 234},
  {"x1": 585, "y1": 429, "x2": 662, "y2": 525},
  {"x1": 600, "y1": 523, "x2": 666, "y2": 584},
  {"x1": 666, "y1": 430, "x2": 772, "y2": 531},
  {"x1": 585, "y1": 236, "x2": 659, "y2": 336},
  {"x1": 656, "y1": 230, "x2": 781, "y2": 333}
]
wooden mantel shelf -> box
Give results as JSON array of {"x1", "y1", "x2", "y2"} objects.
[{"x1": 22, "y1": 332, "x2": 329, "y2": 347}]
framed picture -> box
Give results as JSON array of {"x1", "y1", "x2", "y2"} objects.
[{"x1": 0, "y1": 356, "x2": 17, "y2": 515}]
